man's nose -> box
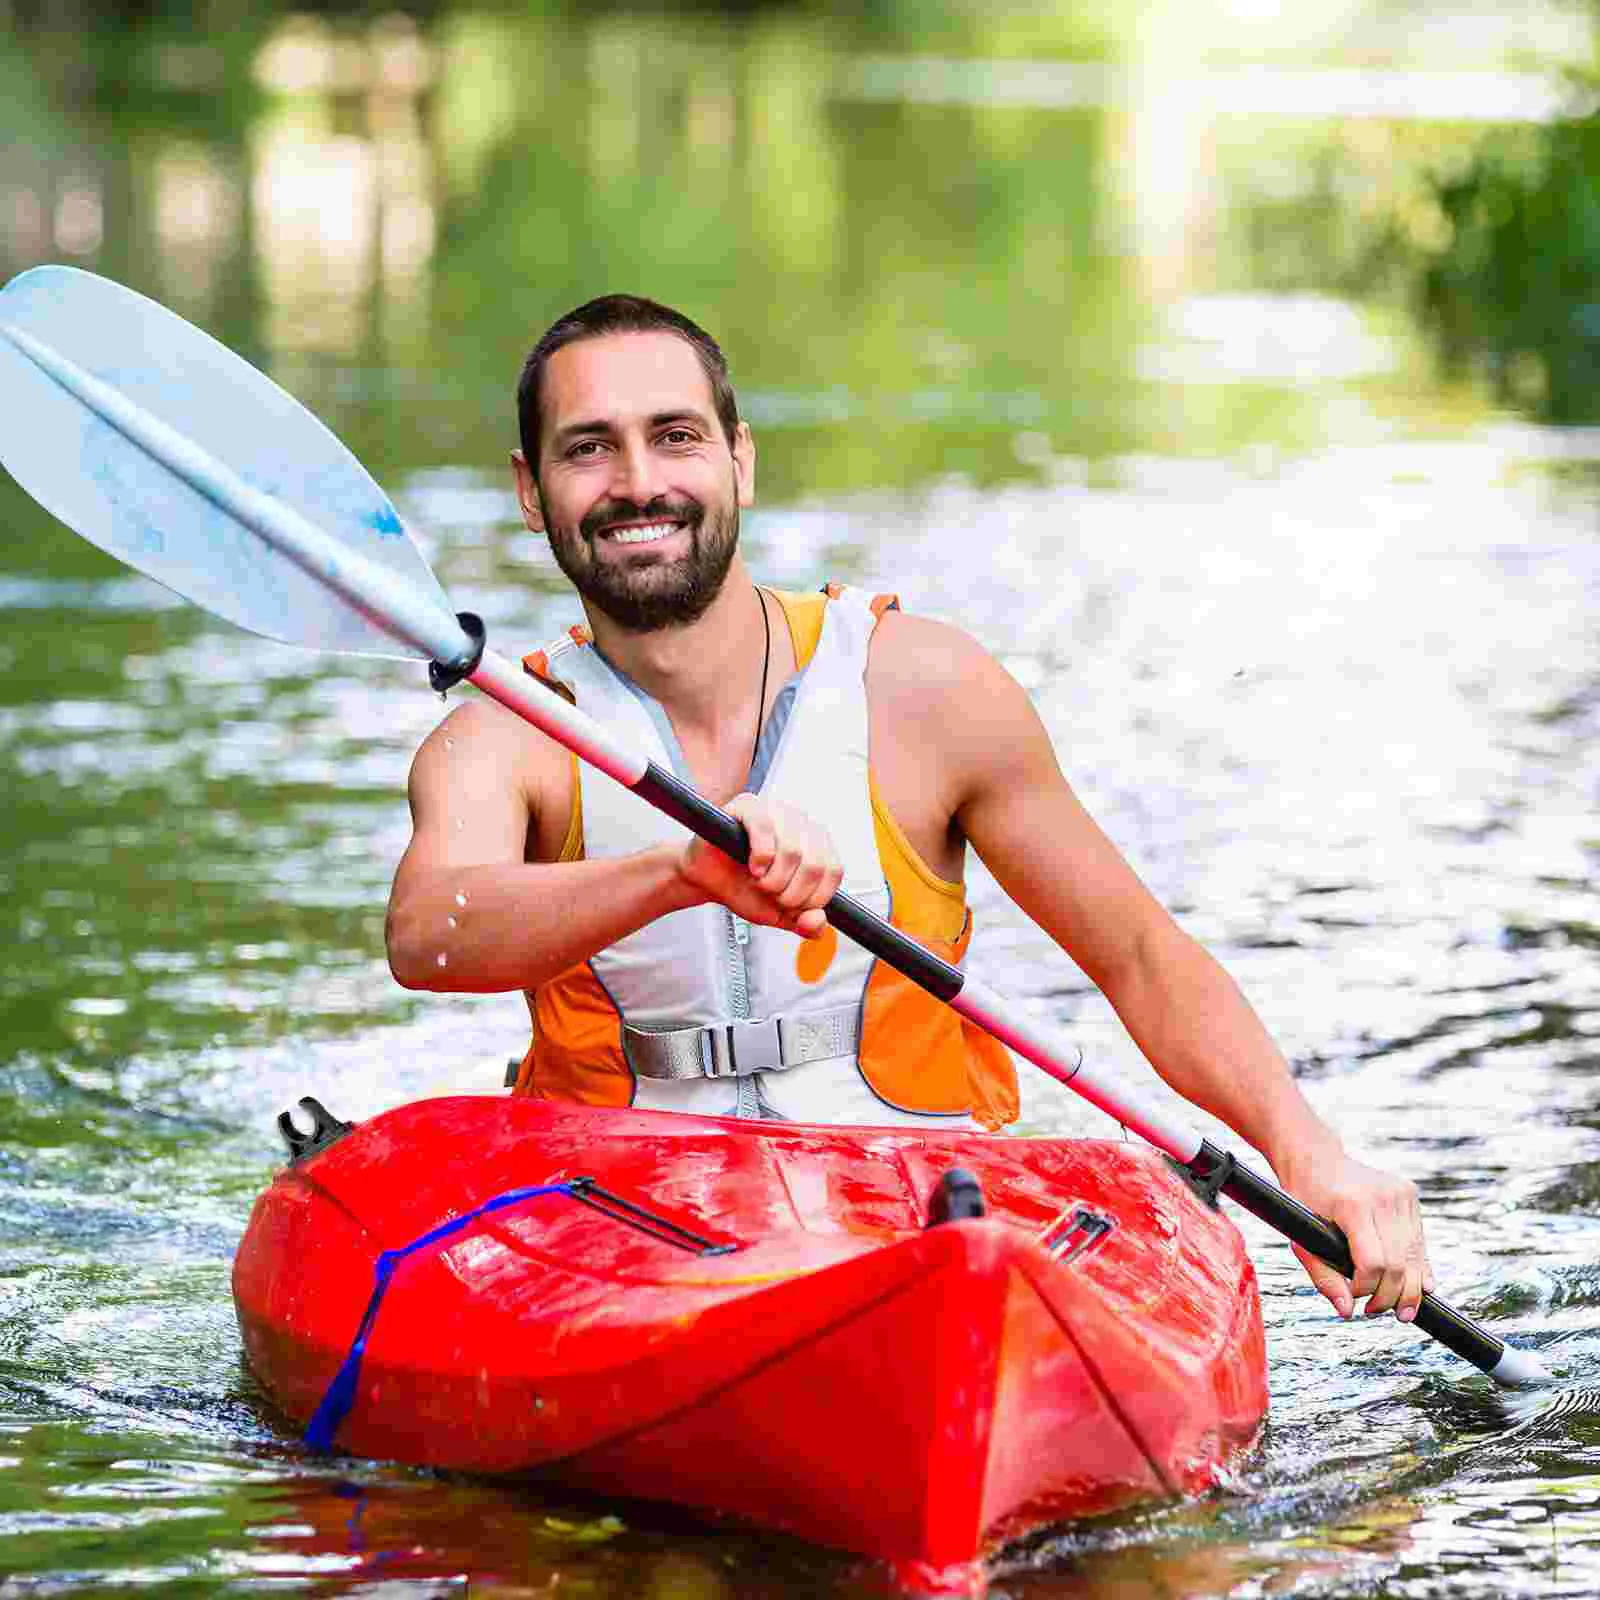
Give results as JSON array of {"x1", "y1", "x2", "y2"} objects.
[{"x1": 610, "y1": 437, "x2": 664, "y2": 505}]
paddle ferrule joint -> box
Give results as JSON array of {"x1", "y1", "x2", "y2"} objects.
[{"x1": 428, "y1": 611, "x2": 487, "y2": 694}]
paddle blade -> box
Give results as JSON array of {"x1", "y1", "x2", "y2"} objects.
[{"x1": 0, "y1": 265, "x2": 452, "y2": 659}]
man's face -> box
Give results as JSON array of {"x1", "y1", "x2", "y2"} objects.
[{"x1": 514, "y1": 331, "x2": 755, "y2": 632}]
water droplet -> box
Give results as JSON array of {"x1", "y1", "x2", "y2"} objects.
[
  {"x1": 455, "y1": 891, "x2": 468, "y2": 908},
  {"x1": 436, "y1": 952, "x2": 449, "y2": 968},
  {"x1": 444, "y1": 737, "x2": 455, "y2": 750},
  {"x1": 455, "y1": 818, "x2": 465, "y2": 831},
  {"x1": 447, "y1": 915, "x2": 458, "y2": 929}
]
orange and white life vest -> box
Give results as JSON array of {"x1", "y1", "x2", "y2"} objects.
[{"x1": 509, "y1": 585, "x2": 1019, "y2": 1130}]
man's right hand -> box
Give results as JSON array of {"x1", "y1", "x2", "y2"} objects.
[{"x1": 676, "y1": 792, "x2": 843, "y2": 938}]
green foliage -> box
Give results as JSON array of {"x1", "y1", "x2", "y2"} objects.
[{"x1": 1417, "y1": 94, "x2": 1600, "y2": 420}]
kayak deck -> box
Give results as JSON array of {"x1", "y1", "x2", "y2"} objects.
[{"x1": 233, "y1": 1096, "x2": 1267, "y2": 1586}]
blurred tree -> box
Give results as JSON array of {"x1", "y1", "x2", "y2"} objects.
[{"x1": 1414, "y1": 82, "x2": 1600, "y2": 420}]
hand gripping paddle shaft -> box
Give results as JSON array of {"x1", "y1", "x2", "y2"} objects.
[{"x1": 0, "y1": 266, "x2": 1550, "y2": 1388}]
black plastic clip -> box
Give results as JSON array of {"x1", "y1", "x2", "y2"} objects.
[
  {"x1": 278, "y1": 1096, "x2": 355, "y2": 1166},
  {"x1": 428, "y1": 612, "x2": 487, "y2": 695},
  {"x1": 1169, "y1": 1142, "x2": 1236, "y2": 1209},
  {"x1": 926, "y1": 1167, "x2": 987, "y2": 1227}
]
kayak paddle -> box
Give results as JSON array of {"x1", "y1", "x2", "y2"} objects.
[{"x1": 0, "y1": 264, "x2": 1551, "y2": 1388}]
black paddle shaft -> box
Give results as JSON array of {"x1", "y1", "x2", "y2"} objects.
[
  {"x1": 1187, "y1": 1141, "x2": 1507, "y2": 1373},
  {"x1": 633, "y1": 761, "x2": 966, "y2": 1003}
]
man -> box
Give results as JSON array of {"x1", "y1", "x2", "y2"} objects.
[{"x1": 387, "y1": 294, "x2": 1432, "y2": 1325}]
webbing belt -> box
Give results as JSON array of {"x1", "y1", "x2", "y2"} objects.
[{"x1": 623, "y1": 1005, "x2": 860, "y2": 1081}]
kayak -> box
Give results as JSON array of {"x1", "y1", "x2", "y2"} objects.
[{"x1": 232, "y1": 1095, "x2": 1267, "y2": 1594}]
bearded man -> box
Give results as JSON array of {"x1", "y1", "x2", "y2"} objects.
[{"x1": 386, "y1": 294, "x2": 1432, "y2": 1325}]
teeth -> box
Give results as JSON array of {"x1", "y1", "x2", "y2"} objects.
[{"x1": 607, "y1": 523, "x2": 680, "y2": 545}]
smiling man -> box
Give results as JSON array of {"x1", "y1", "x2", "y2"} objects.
[{"x1": 385, "y1": 293, "x2": 1433, "y2": 1325}]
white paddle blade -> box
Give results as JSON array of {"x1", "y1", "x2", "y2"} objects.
[{"x1": 0, "y1": 265, "x2": 453, "y2": 659}]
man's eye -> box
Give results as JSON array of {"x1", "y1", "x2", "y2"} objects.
[
  {"x1": 569, "y1": 440, "x2": 604, "y2": 458},
  {"x1": 661, "y1": 429, "x2": 696, "y2": 445}
]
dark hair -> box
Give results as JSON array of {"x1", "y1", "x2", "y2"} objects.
[{"x1": 516, "y1": 294, "x2": 740, "y2": 471}]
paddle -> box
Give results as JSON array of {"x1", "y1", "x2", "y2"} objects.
[{"x1": 0, "y1": 264, "x2": 1551, "y2": 1388}]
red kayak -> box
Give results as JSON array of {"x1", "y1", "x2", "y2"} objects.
[{"x1": 232, "y1": 1096, "x2": 1267, "y2": 1594}]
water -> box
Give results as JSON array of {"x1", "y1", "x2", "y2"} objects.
[
  {"x1": 1, "y1": 430, "x2": 1596, "y2": 1596},
  {"x1": 4, "y1": 3, "x2": 1600, "y2": 1594}
]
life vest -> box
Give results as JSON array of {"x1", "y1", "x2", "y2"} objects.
[{"x1": 509, "y1": 585, "x2": 1019, "y2": 1130}]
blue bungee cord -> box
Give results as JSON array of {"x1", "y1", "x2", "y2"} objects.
[
  {"x1": 303, "y1": 1174, "x2": 736, "y2": 1453},
  {"x1": 304, "y1": 1181, "x2": 577, "y2": 1452}
]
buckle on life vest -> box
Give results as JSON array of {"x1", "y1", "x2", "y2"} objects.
[
  {"x1": 624, "y1": 1007, "x2": 861, "y2": 1080},
  {"x1": 708, "y1": 1018, "x2": 784, "y2": 1077}
]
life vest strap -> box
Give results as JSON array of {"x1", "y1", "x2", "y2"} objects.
[{"x1": 624, "y1": 1005, "x2": 861, "y2": 1080}]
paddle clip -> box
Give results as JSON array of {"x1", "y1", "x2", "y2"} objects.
[
  {"x1": 278, "y1": 1096, "x2": 356, "y2": 1165},
  {"x1": 1170, "y1": 1141, "x2": 1236, "y2": 1209},
  {"x1": 427, "y1": 611, "x2": 486, "y2": 695}
]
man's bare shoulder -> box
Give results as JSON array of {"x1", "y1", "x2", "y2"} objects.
[
  {"x1": 866, "y1": 608, "x2": 1025, "y2": 722},
  {"x1": 865, "y1": 605, "x2": 1058, "y2": 825},
  {"x1": 409, "y1": 693, "x2": 573, "y2": 800},
  {"x1": 417, "y1": 693, "x2": 559, "y2": 755}
]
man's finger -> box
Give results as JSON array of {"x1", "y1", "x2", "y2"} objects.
[
  {"x1": 749, "y1": 802, "x2": 798, "y2": 886},
  {"x1": 730, "y1": 793, "x2": 775, "y2": 875},
  {"x1": 1395, "y1": 1252, "x2": 1426, "y2": 1324},
  {"x1": 758, "y1": 806, "x2": 806, "y2": 896},
  {"x1": 1338, "y1": 1200, "x2": 1394, "y2": 1302},
  {"x1": 1363, "y1": 1262, "x2": 1406, "y2": 1317},
  {"x1": 776, "y1": 853, "x2": 826, "y2": 911},
  {"x1": 1377, "y1": 1191, "x2": 1427, "y2": 1321},
  {"x1": 758, "y1": 832, "x2": 804, "y2": 893},
  {"x1": 1292, "y1": 1243, "x2": 1353, "y2": 1319},
  {"x1": 819, "y1": 858, "x2": 844, "y2": 907}
]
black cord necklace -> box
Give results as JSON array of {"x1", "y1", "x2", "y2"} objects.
[{"x1": 750, "y1": 585, "x2": 771, "y2": 783}]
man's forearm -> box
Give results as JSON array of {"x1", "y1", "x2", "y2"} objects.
[
  {"x1": 1099, "y1": 929, "x2": 1341, "y2": 1173},
  {"x1": 386, "y1": 846, "x2": 699, "y2": 994}
]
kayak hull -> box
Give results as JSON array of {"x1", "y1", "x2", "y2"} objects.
[{"x1": 233, "y1": 1096, "x2": 1266, "y2": 1581}]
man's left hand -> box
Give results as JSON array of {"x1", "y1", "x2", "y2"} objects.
[{"x1": 1272, "y1": 1141, "x2": 1433, "y2": 1322}]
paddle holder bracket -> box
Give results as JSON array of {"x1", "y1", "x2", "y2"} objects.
[
  {"x1": 279, "y1": 1096, "x2": 356, "y2": 1166},
  {"x1": 427, "y1": 612, "x2": 486, "y2": 695}
]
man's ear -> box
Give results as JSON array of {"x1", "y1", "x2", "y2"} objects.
[
  {"x1": 511, "y1": 448, "x2": 545, "y2": 533},
  {"x1": 733, "y1": 421, "x2": 756, "y2": 509}
]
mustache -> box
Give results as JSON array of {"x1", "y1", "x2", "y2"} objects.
[{"x1": 580, "y1": 495, "x2": 704, "y2": 540}]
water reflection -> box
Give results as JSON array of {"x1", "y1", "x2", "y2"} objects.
[{"x1": 19, "y1": 4, "x2": 1588, "y2": 488}]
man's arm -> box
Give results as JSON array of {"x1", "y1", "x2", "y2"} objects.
[
  {"x1": 386, "y1": 700, "x2": 843, "y2": 993},
  {"x1": 878, "y1": 615, "x2": 1431, "y2": 1322},
  {"x1": 386, "y1": 699, "x2": 695, "y2": 992}
]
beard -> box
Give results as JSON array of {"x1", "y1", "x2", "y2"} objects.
[{"x1": 546, "y1": 489, "x2": 739, "y2": 633}]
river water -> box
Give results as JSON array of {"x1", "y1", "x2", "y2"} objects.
[
  {"x1": 2, "y1": 421, "x2": 1598, "y2": 1598},
  {"x1": 4, "y1": 7, "x2": 1600, "y2": 1596}
]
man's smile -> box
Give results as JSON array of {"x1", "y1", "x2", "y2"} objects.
[{"x1": 598, "y1": 520, "x2": 687, "y2": 545}]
